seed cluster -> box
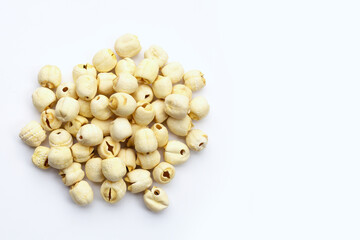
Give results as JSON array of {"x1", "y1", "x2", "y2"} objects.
[{"x1": 19, "y1": 34, "x2": 209, "y2": 212}]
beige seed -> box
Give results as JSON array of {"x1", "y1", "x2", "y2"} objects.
[
  {"x1": 92, "y1": 49, "x2": 117, "y2": 73},
  {"x1": 109, "y1": 93, "x2": 137, "y2": 117},
  {"x1": 151, "y1": 123, "x2": 168, "y2": 148},
  {"x1": 40, "y1": 109, "x2": 62, "y2": 131},
  {"x1": 134, "y1": 128, "x2": 158, "y2": 154},
  {"x1": 49, "y1": 129, "x2": 73, "y2": 148},
  {"x1": 143, "y1": 187, "x2": 169, "y2": 212},
  {"x1": 32, "y1": 146, "x2": 50, "y2": 169},
  {"x1": 132, "y1": 84, "x2": 154, "y2": 103},
  {"x1": 167, "y1": 115, "x2": 193, "y2": 137},
  {"x1": 69, "y1": 180, "x2": 93, "y2": 206},
  {"x1": 114, "y1": 34, "x2": 141, "y2": 58},
  {"x1": 59, "y1": 162, "x2": 85, "y2": 186},
  {"x1": 186, "y1": 129, "x2": 208, "y2": 151},
  {"x1": 56, "y1": 82, "x2": 78, "y2": 99},
  {"x1": 152, "y1": 162, "x2": 175, "y2": 184},
  {"x1": 97, "y1": 136, "x2": 121, "y2": 159},
  {"x1": 124, "y1": 169, "x2": 152, "y2": 193},
  {"x1": 151, "y1": 100, "x2": 168, "y2": 123},
  {"x1": 48, "y1": 147, "x2": 73, "y2": 170},
  {"x1": 183, "y1": 70, "x2": 206, "y2": 91},
  {"x1": 90, "y1": 95, "x2": 113, "y2": 120},
  {"x1": 115, "y1": 57, "x2": 136, "y2": 75},
  {"x1": 134, "y1": 59, "x2": 159, "y2": 84},
  {"x1": 136, "y1": 150, "x2": 160, "y2": 170},
  {"x1": 73, "y1": 63, "x2": 97, "y2": 82},
  {"x1": 118, "y1": 148, "x2": 136, "y2": 172},
  {"x1": 161, "y1": 62, "x2": 184, "y2": 84},
  {"x1": 64, "y1": 115, "x2": 89, "y2": 137},
  {"x1": 85, "y1": 157, "x2": 105, "y2": 183},
  {"x1": 100, "y1": 179, "x2": 126, "y2": 204},
  {"x1": 71, "y1": 143, "x2": 94, "y2": 163},
  {"x1": 32, "y1": 87, "x2": 56, "y2": 112},
  {"x1": 38, "y1": 65, "x2": 61, "y2": 88},
  {"x1": 19, "y1": 121, "x2": 47, "y2": 147},
  {"x1": 164, "y1": 140, "x2": 190, "y2": 165},
  {"x1": 97, "y1": 73, "x2": 116, "y2": 96}
]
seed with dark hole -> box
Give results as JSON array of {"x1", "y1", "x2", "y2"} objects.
[
  {"x1": 156, "y1": 124, "x2": 162, "y2": 130},
  {"x1": 83, "y1": 64, "x2": 87, "y2": 69},
  {"x1": 62, "y1": 87, "x2": 68, "y2": 92},
  {"x1": 162, "y1": 171, "x2": 170, "y2": 179},
  {"x1": 199, "y1": 142, "x2": 204, "y2": 147},
  {"x1": 144, "y1": 94, "x2": 150, "y2": 98},
  {"x1": 79, "y1": 136, "x2": 83, "y2": 139},
  {"x1": 106, "y1": 141, "x2": 114, "y2": 154},
  {"x1": 109, "y1": 188, "x2": 112, "y2": 200},
  {"x1": 180, "y1": 149, "x2": 185, "y2": 155},
  {"x1": 69, "y1": 122, "x2": 73, "y2": 127},
  {"x1": 154, "y1": 190, "x2": 160, "y2": 195},
  {"x1": 96, "y1": 96, "x2": 100, "y2": 100},
  {"x1": 57, "y1": 132, "x2": 61, "y2": 135},
  {"x1": 45, "y1": 118, "x2": 51, "y2": 128},
  {"x1": 44, "y1": 159, "x2": 49, "y2": 167}
]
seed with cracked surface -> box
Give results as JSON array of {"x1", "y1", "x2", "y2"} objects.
[
  {"x1": 100, "y1": 179, "x2": 126, "y2": 204},
  {"x1": 152, "y1": 162, "x2": 175, "y2": 184},
  {"x1": 32, "y1": 146, "x2": 50, "y2": 169},
  {"x1": 69, "y1": 180, "x2": 93, "y2": 206},
  {"x1": 19, "y1": 121, "x2": 46, "y2": 147}
]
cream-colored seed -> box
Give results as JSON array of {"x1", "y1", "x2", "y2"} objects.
[
  {"x1": 124, "y1": 169, "x2": 152, "y2": 193},
  {"x1": 132, "y1": 84, "x2": 154, "y2": 103},
  {"x1": 55, "y1": 97, "x2": 80, "y2": 122},
  {"x1": 109, "y1": 117, "x2": 132, "y2": 142},
  {"x1": 71, "y1": 143, "x2": 94, "y2": 163},
  {"x1": 164, "y1": 140, "x2": 190, "y2": 165},
  {"x1": 161, "y1": 62, "x2": 184, "y2": 84},
  {"x1": 32, "y1": 87, "x2": 56, "y2": 112},
  {"x1": 133, "y1": 101, "x2": 155, "y2": 126},
  {"x1": 97, "y1": 136, "x2": 121, "y2": 159},
  {"x1": 151, "y1": 123, "x2": 168, "y2": 148},
  {"x1": 49, "y1": 129, "x2": 73, "y2": 148},
  {"x1": 101, "y1": 157, "x2": 126, "y2": 182},
  {"x1": 189, "y1": 96, "x2": 210, "y2": 120},
  {"x1": 152, "y1": 162, "x2": 175, "y2": 184},
  {"x1": 151, "y1": 100, "x2": 168, "y2": 123},
  {"x1": 115, "y1": 58, "x2": 136, "y2": 75},
  {"x1": 108, "y1": 93, "x2": 136, "y2": 117},
  {"x1": 38, "y1": 65, "x2": 61, "y2": 88},
  {"x1": 56, "y1": 82, "x2": 78, "y2": 99},
  {"x1": 85, "y1": 157, "x2": 105, "y2": 182},
  {"x1": 48, "y1": 147, "x2": 73, "y2": 169},
  {"x1": 76, "y1": 124, "x2": 104, "y2": 146},
  {"x1": 19, "y1": 121, "x2": 46, "y2": 147},
  {"x1": 91, "y1": 118, "x2": 113, "y2": 136},
  {"x1": 126, "y1": 123, "x2": 144, "y2": 147},
  {"x1": 64, "y1": 115, "x2": 88, "y2": 137},
  {"x1": 172, "y1": 84, "x2": 192, "y2": 100},
  {"x1": 144, "y1": 45, "x2": 168, "y2": 67},
  {"x1": 152, "y1": 75, "x2": 172, "y2": 99},
  {"x1": 32, "y1": 146, "x2": 50, "y2": 169},
  {"x1": 134, "y1": 59, "x2": 159, "y2": 84},
  {"x1": 40, "y1": 109, "x2": 62, "y2": 131},
  {"x1": 59, "y1": 162, "x2": 85, "y2": 186},
  {"x1": 72, "y1": 63, "x2": 97, "y2": 82},
  {"x1": 101, "y1": 179, "x2": 126, "y2": 204},
  {"x1": 114, "y1": 34, "x2": 141, "y2": 58},
  {"x1": 113, "y1": 72, "x2": 138, "y2": 94},
  {"x1": 143, "y1": 187, "x2": 169, "y2": 212},
  {"x1": 78, "y1": 99, "x2": 93, "y2": 118},
  {"x1": 167, "y1": 115, "x2": 193, "y2": 137},
  {"x1": 164, "y1": 94, "x2": 190, "y2": 120},
  {"x1": 186, "y1": 129, "x2": 208, "y2": 151},
  {"x1": 134, "y1": 128, "x2": 158, "y2": 154},
  {"x1": 183, "y1": 70, "x2": 206, "y2": 91},
  {"x1": 75, "y1": 75, "x2": 97, "y2": 101},
  {"x1": 92, "y1": 48, "x2": 117, "y2": 73},
  {"x1": 136, "y1": 150, "x2": 160, "y2": 170},
  {"x1": 69, "y1": 180, "x2": 93, "y2": 206},
  {"x1": 118, "y1": 148, "x2": 136, "y2": 172},
  {"x1": 90, "y1": 95, "x2": 113, "y2": 120},
  {"x1": 97, "y1": 73, "x2": 116, "y2": 96}
]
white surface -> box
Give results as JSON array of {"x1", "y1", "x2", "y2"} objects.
[{"x1": 1, "y1": 0, "x2": 360, "y2": 239}]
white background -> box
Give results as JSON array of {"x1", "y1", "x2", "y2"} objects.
[{"x1": 0, "y1": 0, "x2": 360, "y2": 239}]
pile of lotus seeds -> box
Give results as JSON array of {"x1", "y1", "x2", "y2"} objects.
[{"x1": 19, "y1": 34, "x2": 209, "y2": 212}]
